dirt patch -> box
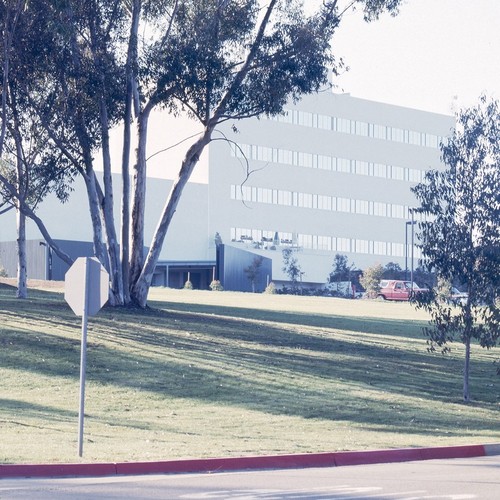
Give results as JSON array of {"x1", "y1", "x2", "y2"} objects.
[{"x1": 0, "y1": 277, "x2": 64, "y2": 292}]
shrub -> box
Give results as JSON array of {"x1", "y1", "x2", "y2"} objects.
[
  {"x1": 0, "y1": 266, "x2": 7, "y2": 278},
  {"x1": 209, "y1": 280, "x2": 224, "y2": 291},
  {"x1": 264, "y1": 281, "x2": 277, "y2": 294},
  {"x1": 183, "y1": 280, "x2": 193, "y2": 290},
  {"x1": 360, "y1": 263, "x2": 384, "y2": 298}
]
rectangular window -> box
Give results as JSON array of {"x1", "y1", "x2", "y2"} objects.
[
  {"x1": 392, "y1": 165, "x2": 405, "y2": 181},
  {"x1": 337, "y1": 158, "x2": 350, "y2": 173},
  {"x1": 317, "y1": 235, "x2": 332, "y2": 251},
  {"x1": 373, "y1": 163, "x2": 387, "y2": 178},
  {"x1": 318, "y1": 195, "x2": 332, "y2": 211},
  {"x1": 355, "y1": 121, "x2": 369, "y2": 136},
  {"x1": 337, "y1": 197, "x2": 350, "y2": 213},
  {"x1": 337, "y1": 117, "x2": 351, "y2": 134},
  {"x1": 355, "y1": 200, "x2": 369, "y2": 215},
  {"x1": 298, "y1": 111, "x2": 313, "y2": 127},
  {"x1": 337, "y1": 237, "x2": 350, "y2": 252},
  {"x1": 298, "y1": 234, "x2": 313, "y2": 249},
  {"x1": 373, "y1": 124, "x2": 387, "y2": 140},
  {"x1": 355, "y1": 239, "x2": 369, "y2": 253},
  {"x1": 409, "y1": 130, "x2": 422, "y2": 146},
  {"x1": 391, "y1": 204, "x2": 404, "y2": 219},
  {"x1": 317, "y1": 154, "x2": 332, "y2": 170},
  {"x1": 373, "y1": 201, "x2": 387, "y2": 217},
  {"x1": 392, "y1": 127, "x2": 404, "y2": 142},
  {"x1": 298, "y1": 152, "x2": 313, "y2": 168},
  {"x1": 391, "y1": 243, "x2": 404, "y2": 257},
  {"x1": 408, "y1": 168, "x2": 421, "y2": 183},
  {"x1": 278, "y1": 190, "x2": 292, "y2": 206},
  {"x1": 317, "y1": 114, "x2": 332, "y2": 130},
  {"x1": 355, "y1": 160, "x2": 369, "y2": 176},
  {"x1": 277, "y1": 148, "x2": 293, "y2": 165},
  {"x1": 373, "y1": 241, "x2": 387, "y2": 255}
]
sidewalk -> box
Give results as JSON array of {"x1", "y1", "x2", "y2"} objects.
[{"x1": 1, "y1": 443, "x2": 499, "y2": 479}]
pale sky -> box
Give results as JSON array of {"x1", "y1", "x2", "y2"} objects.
[
  {"x1": 120, "y1": 0, "x2": 500, "y2": 183},
  {"x1": 330, "y1": 0, "x2": 500, "y2": 115}
]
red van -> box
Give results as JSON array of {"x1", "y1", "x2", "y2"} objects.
[{"x1": 377, "y1": 280, "x2": 427, "y2": 301}]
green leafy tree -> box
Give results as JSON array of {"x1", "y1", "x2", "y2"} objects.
[
  {"x1": 1, "y1": 0, "x2": 404, "y2": 307},
  {"x1": 360, "y1": 263, "x2": 384, "y2": 298},
  {"x1": 412, "y1": 96, "x2": 500, "y2": 402},
  {"x1": 0, "y1": 0, "x2": 75, "y2": 298},
  {"x1": 244, "y1": 255, "x2": 263, "y2": 293},
  {"x1": 382, "y1": 262, "x2": 404, "y2": 280},
  {"x1": 282, "y1": 248, "x2": 302, "y2": 291},
  {"x1": 329, "y1": 253, "x2": 350, "y2": 282}
]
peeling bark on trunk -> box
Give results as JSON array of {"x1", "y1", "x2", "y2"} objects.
[
  {"x1": 99, "y1": 98, "x2": 124, "y2": 306},
  {"x1": 129, "y1": 104, "x2": 153, "y2": 288},
  {"x1": 121, "y1": 0, "x2": 141, "y2": 305},
  {"x1": 131, "y1": 131, "x2": 212, "y2": 307},
  {"x1": 82, "y1": 169, "x2": 108, "y2": 270}
]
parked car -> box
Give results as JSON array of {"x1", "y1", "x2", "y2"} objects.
[{"x1": 378, "y1": 280, "x2": 428, "y2": 301}]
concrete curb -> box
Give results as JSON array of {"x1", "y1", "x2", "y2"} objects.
[{"x1": 1, "y1": 443, "x2": 498, "y2": 479}]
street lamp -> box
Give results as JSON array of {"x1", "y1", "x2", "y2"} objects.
[{"x1": 405, "y1": 210, "x2": 416, "y2": 283}]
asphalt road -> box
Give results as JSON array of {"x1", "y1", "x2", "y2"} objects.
[{"x1": 0, "y1": 455, "x2": 498, "y2": 499}]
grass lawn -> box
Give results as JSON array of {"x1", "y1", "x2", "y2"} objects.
[{"x1": 0, "y1": 283, "x2": 498, "y2": 464}]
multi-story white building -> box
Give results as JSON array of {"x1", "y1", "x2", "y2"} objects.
[
  {"x1": 0, "y1": 92, "x2": 454, "y2": 290},
  {"x1": 207, "y1": 92, "x2": 454, "y2": 286}
]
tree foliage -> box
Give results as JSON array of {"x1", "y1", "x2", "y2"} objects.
[
  {"x1": 382, "y1": 261, "x2": 404, "y2": 280},
  {"x1": 244, "y1": 255, "x2": 263, "y2": 293},
  {"x1": 282, "y1": 247, "x2": 302, "y2": 289},
  {"x1": 412, "y1": 96, "x2": 500, "y2": 402},
  {"x1": 0, "y1": 0, "x2": 404, "y2": 307},
  {"x1": 359, "y1": 263, "x2": 383, "y2": 298},
  {"x1": 329, "y1": 253, "x2": 350, "y2": 282}
]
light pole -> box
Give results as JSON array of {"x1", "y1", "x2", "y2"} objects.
[{"x1": 405, "y1": 211, "x2": 416, "y2": 282}]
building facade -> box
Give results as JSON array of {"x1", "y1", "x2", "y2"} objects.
[
  {"x1": 207, "y1": 92, "x2": 454, "y2": 286},
  {"x1": 0, "y1": 92, "x2": 454, "y2": 289}
]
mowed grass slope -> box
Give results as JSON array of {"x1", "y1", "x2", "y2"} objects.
[{"x1": 0, "y1": 283, "x2": 498, "y2": 464}]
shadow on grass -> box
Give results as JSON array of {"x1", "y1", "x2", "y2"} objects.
[
  {"x1": 148, "y1": 299, "x2": 427, "y2": 340},
  {"x1": 0, "y1": 398, "x2": 77, "y2": 424},
  {"x1": 1, "y1": 298, "x2": 498, "y2": 439}
]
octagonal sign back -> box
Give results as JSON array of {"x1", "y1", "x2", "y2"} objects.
[{"x1": 65, "y1": 257, "x2": 109, "y2": 316}]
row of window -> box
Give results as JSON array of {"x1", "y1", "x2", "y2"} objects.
[
  {"x1": 230, "y1": 184, "x2": 422, "y2": 221},
  {"x1": 232, "y1": 143, "x2": 426, "y2": 183},
  {"x1": 231, "y1": 227, "x2": 421, "y2": 258},
  {"x1": 267, "y1": 109, "x2": 445, "y2": 149}
]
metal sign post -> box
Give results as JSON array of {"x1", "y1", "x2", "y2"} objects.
[
  {"x1": 77, "y1": 258, "x2": 90, "y2": 457},
  {"x1": 65, "y1": 257, "x2": 109, "y2": 458}
]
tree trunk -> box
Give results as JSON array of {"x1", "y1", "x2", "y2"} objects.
[
  {"x1": 129, "y1": 104, "x2": 153, "y2": 288},
  {"x1": 99, "y1": 97, "x2": 124, "y2": 306},
  {"x1": 129, "y1": 0, "x2": 277, "y2": 307},
  {"x1": 16, "y1": 206, "x2": 27, "y2": 298},
  {"x1": 130, "y1": 131, "x2": 212, "y2": 307},
  {"x1": 463, "y1": 337, "x2": 471, "y2": 402},
  {"x1": 121, "y1": 0, "x2": 141, "y2": 305},
  {"x1": 82, "y1": 169, "x2": 109, "y2": 270}
]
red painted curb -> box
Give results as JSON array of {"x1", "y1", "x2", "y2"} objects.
[
  {"x1": 0, "y1": 462, "x2": 116, "y2": 478},
  {"x1": 0, "y1": 444, "x2": 495, "y2": 479},
  {"x1": 419, "y1": 444, "x2": 485, "y2": 460}
]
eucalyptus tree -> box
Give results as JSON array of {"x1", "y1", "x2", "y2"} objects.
[
  {"x1": 0, "y1": 0, "x2": 75, "y2": 297},
  {"x1": 25, "y1": 0, "x2": 129, "y2": 304},
  {"x1": 412, "y1": 96, "x2": 500, "y2": 402},
  {"x1": 3, "y1": 0, "x2": 403, "y2": 307},
  {"x1": 126, "y1": 0, "x2": 404, "y2": 306}
]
